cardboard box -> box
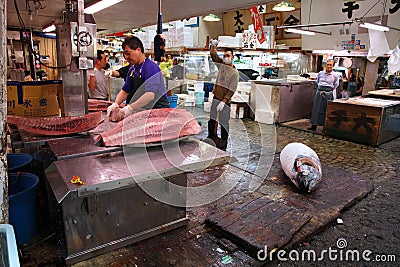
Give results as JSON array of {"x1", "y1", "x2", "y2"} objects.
[{"x1": 7, "y1": 80, "x2": 61, "y2": 117}]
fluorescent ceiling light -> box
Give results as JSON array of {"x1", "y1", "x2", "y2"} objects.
[
  {"x1": 273, "y1": 2, "x2": 295, "y2": 12},
  {"x1": 84, "y1": 0, "x2": 123, "y2": 14},
  {"x1": 42, "y1": 24, "x2": 56, "y2": 32},
  {"x1": 285, "y1": 28, "x2": 315, "y2": 35},
  {"x1": 203, "y1": 14, "x2": 220, "y2": 22},
  {"x1": 359, "y1": 22, "x2": 389, "y2": 32},
  {"x1": 123, "y1": 30, "x2": 134, "y2": 36}
]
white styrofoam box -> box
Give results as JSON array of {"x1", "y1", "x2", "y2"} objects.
[
  {"x1": 173, "y1": 21, "x2": 184, "y2": 28},
  {"x1": 143, "y1": 41, "x2": 152, "y2": 50},
  {"x1": 230, "y1": 111, "x2": 237, "y2": 119},
  {"x1": 218, "y1": 36, "x2": 241, "y2": 47},
  {"x1": 176, "y1": 32, "x2": 193, "y2": 47},
  {"x1": 231, "y1": 103, "x2": 237, "y2": 111},
  {"x1": 208, "y1": 92, "x2": 214, "y2": 102},
  {"x1": 175, "y1": 27, "x2": 192, "y2": 34},
  {"x1": 255, "y1": 110, "x2": 274, "y2": 124},
  {"x1": 147, "y1": 30, "x2": 157, "y2": 40},
  {"x1": 237, "y1": 82, "x2": 251, "y2": 93},
  {"x1": 204, "y1": 101, "x2": 211, "y2": 112},
  {"x1": 183, "y1": 101, "x2": 195, "y2": 107},
  {"x1": 231, "y1": 94, "x2": 249, "y2": 103},
  {"x1": 238, "y1": 107, "x2": 244, "y2": 119},
  {"x1": 186, "y1": 95, "x2": 195, "y2": 102},
  {"x1": 194, "y1": 81, "x2": 204, "y2": 92},
  {"x1": 232, "y1": 82, "x2": 251, "y2": 103}
]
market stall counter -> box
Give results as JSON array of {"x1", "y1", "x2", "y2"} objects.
[
  {"x1": 367, "y1": 89, "x2": 400, "y2": 99},
  {"x1": 45, "y1": 139, "x2": 232, "y2": 265},
  {"x1": 250, "y1": 79, "x2": 317, "y2": 124},
  {"x1": 324, "y1": 98, "x2": 400, "y2": 146}
]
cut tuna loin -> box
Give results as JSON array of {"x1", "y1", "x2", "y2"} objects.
[
  {"x1": 7, "y1": 112, "x2": 103, "y2": 136},
  {"x1": 88, "y1": 99, "x2": 113, "y2": 111},
  {"x1": 98, "y1": 108, "x2": 201, "y2": 146}
]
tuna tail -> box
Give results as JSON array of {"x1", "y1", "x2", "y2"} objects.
[{"x1": 294, "y1": 155, "x2": 322, "y2": 193}]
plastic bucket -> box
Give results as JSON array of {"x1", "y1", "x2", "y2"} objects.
[
  {"x1": 169, "y1": 95, "x2": 178, "y2": 108},
  {"x1": 7, "y1": 153, "x2": 33, "y2": 173},
  {"x1": 194, "y1": 91, "x2": 205, "y2": 105},
  {"x1": 8, "y1": 173, "x2": 39, "y2": 245},
  {"x1": 32, "y1": 150, "x2": 53, "y2": 179}
]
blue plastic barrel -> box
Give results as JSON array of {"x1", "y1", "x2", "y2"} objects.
[
  {"x1": 8, "y1": 173, "x2": 39, "y2": 245},
  {"x1": 32, "y1": 150, "x2": 53, "y2": 178},
  {"x1": 169, "y1": 95, "x2": 178, "y2": 108},
  {"x1": 7, "y1": 153, "x2": 33, "y2": 173}
]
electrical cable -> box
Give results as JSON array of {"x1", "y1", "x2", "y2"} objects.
[{"x1": 13, "y1": 0, "x2": 71, "y2": 71}]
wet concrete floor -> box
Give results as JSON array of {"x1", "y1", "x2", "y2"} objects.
[{"x1": 18, "y1": 106, "x2": 400, "y2": 266}]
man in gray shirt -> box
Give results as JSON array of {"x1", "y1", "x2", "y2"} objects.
[
  {"x1": 88, "y1": 50, "x2": 109, "y2": 100},
  {"x1": 308, "y1": 59, "x2": 339, "y2": 130}
]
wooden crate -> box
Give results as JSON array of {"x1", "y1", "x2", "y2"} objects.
[{"x1": 324, "y1": 98, "x2": 400, "y2": 146}]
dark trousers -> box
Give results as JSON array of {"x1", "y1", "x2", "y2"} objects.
[
  {"x1": 207, "y1": 99, "x2": 230, "y2": 150},
  {"x1": 310, "y1": 86, "x2": 334, "y2": 126}
]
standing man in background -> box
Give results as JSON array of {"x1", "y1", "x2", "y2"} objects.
[
  {"x1": 206, "y1": 41, "x2": 239, "y2": 151},
  {"x1": 308, "y1": 59, "x2": 339, "y2": 131},
  {"x1": 88, "y1": 50, "x2": 109, "y2": 100}
]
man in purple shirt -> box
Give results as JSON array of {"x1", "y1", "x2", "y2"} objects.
[
  {"x1": 107, "y1": 36, "x2": 169, "y2": 121},
  {"x1": 308, "y1": 59, "x2": 339, "y2": 131}
]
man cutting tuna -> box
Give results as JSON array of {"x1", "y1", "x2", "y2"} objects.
[{"x1": 107, "y1": 36, "x2": 169, "y2": 121}]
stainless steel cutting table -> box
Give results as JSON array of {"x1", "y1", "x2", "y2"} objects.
[
  {"x1": 47, "y1": 133, "x2": 121, "y2": 160},
  {"x1": 45, "y1": 139, "x2": 232, "y2": 265}
]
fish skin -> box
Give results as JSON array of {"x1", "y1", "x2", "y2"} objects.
[{"x1": 279, "y1": 142, "x2": 322, "y2": 193}]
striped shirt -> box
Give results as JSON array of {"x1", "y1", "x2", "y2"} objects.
[{"x1": 317, "y1": 71, "x2": 339, "y2": 90}]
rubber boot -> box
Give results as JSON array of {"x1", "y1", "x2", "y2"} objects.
[
  {"x1": 220, "y1": 126, "x2": 229, "y2": 151},
  {"x1": 207, "y1": 119, "x2": 216, "y2": 139}
]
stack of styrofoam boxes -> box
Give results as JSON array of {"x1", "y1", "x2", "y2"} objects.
[
  {"x1": 134, "y1": 30, "x2": 156, "y2": 50},
  {"x1": 203, "y1": 92, "x2": 214, "y2": 112},
  {"x1": 218, "y1": 35, "x2": 242, "y2": 47},
  {"x1": 230, "y1": 103, "x2": 238, "y2": 118},
  {"x1": 230, "y1": 104, "x2": 245, "y2": 119},
  {"x1": 231, "y1": 82, "x2": 251, "y2": 103},
  {"x1": 183, "y1": 81, "x2": 196, "y2": 107},
  {"x1": 167, "y1": 21, "x2": 193, "y2": 48}
]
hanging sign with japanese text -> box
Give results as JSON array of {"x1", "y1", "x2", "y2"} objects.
[{"x1": 248, "y1": 7, "x2": 265, "y2": 44}]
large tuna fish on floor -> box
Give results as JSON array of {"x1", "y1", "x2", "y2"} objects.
[
  {"x1": 279, "y1": 142, "x2": 322, "y2": 193},
  {"x1": 97, "y1": 108, "x2": 201, "y2": 146}
]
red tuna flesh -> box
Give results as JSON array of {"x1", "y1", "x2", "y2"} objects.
[
  {"x1": 7, "y1": 112, "x2": 103, "y2": 136},
  {"x1": 88, "y1": 99, "x2": 114, "y2": 111},
  {"x1": 98, "y1": 108, "x2": 201, "y2": 146}
]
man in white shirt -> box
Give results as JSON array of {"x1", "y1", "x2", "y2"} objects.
[{"x1": 88, "y1": 50, "x2": 109, "y2": 100}]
